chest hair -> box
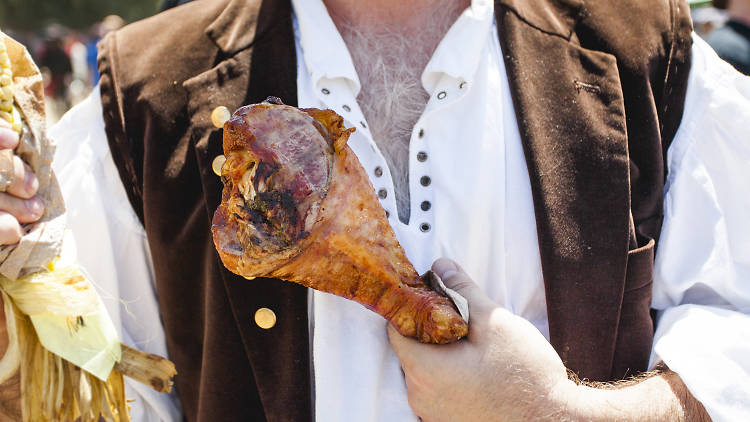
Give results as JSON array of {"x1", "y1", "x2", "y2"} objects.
[{"x1": 337, "y1": 4, "x2": 466, "y2": 223}]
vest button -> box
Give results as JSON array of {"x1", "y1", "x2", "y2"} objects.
[
  {"x1": 211, "y1": 106, "x2": 231, "y2": 128},
  {"x1": 254, "y1": 308, "x2": 276, "y2": 329},
  {"x1": 212, "y1": 154, "x2": 226, "y2": 176}
]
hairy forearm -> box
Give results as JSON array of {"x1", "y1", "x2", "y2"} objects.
[{"x1": 559, "y1": 368, "x2": 712, "y2": 421}]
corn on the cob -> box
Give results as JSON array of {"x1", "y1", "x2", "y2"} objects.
[{"x1": 0, "y1": 37, "x2": 22, "y2": 133}]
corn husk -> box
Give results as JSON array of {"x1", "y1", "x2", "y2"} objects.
[
  {"x1": 1, "y1": 259, "x2": 121, "y2": 381},
  {"x1": 1, "y1": 263, "x2": 99, "y2": 317},
  {"x1": 0, "y1": 31, "x2": 176, "y2": 422}
]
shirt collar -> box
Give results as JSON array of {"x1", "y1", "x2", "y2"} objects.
[
  {"x1": 292, "y1": 0, "x2": 361, "y2": 96},
  {"x1": 421, "y1": 0, "x2": 494, "y2": 93},
  {"x1": 292, "y1": 0, "x2": 494, "y2": 97}
]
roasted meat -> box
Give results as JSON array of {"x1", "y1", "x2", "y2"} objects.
[{"x1": 211, "y1": 98, "x2": 468, "y2": 344}]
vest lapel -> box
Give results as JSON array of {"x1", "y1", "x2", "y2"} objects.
[
  {"x1": 495, "y1": 0, "x2": 631, "y2": 380},
  {"x1": 184, "y1": 0, "x2": 311, "y2": 420}
]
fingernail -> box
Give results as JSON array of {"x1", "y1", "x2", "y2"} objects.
[
  {"x1": 433, "y1": 258, "x2": 458, "y2": 280},
  {"x1": 25, "y1": 170, "x2": 38, "y2": 195},
  {"x1": 26, "y1": 197, "x2": 44, "y2": 217}
]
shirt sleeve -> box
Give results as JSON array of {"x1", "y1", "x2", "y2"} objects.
[
  {"x1": 650, "y1": 34, "x2": 750, "y2": 422},
  {"x1": 49, "y1": 85, "x2": 183, "y2": 422}
]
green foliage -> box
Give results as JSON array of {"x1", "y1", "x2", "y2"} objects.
[{"x1": 0, "y1": 0, "x2": 161, "y2": 32}]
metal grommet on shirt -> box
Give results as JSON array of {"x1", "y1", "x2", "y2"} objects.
[
  {"x1": 254, "y1": 307, "x2": 277, "y2": 329},
  {"x1": 374, "y1": 166, "x2": 383, "y2": 177},
  {"x1": 459, "y1": 81, "x2": 467, "y2": 89},
  {"x1": 360, "y1": 121, "x2": 367, "y2": 129},
  {"x1": 418, "y1": 129, "x2": 425, "y2": 138},
  {"x1": 212, "y1": 154, "x2": 226, "y2": 176},
  {"x1": 420, "y1": 223, "x2": 431, "y2": 232},
  {"x1": 437, "y1": 91, "x2": 447, "y2": 100},
  {"x1": 420, "y1": 201, "x2": 431, "y2": 211},
  {"x1": 378, "y1": 188, "x2": 387, "y2": 199},
  {"x1": 211, "y1": 106, "x2": 231, "y2": 128},
  {"x1": 417, "y1": 151, "x2": 427, "y2": 162},
  {"x1": 420, "y1": 176, "x2": 431, "y2": 186},
  {"x1": 321, "y1": 88, "x2": 330, "y2": 95},
  {"x1": 342, "y1": 105, "x2": 351, "y2": 112}
]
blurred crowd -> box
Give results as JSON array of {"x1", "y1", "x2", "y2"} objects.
[{"x1": 3, "y1": 15, "x2": 125, "y2": 125}]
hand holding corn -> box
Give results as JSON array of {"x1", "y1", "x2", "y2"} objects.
[
  {"x1": 0, "y1": 32, "x2": 176, "y2": 422},
  {"x1": 0, "y1": 38, "x2": 44, "y2": 245}
]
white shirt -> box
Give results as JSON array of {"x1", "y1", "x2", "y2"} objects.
[{"x1": 49, "y1": 0, "x2": 750, "y2": 420}]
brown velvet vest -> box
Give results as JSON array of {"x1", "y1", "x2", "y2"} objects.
[{"x1": 97, "y1": 0, "x2": 692, "y2": 420}]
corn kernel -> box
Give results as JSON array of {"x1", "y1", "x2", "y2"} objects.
[{"x1": 0, "y1": 38, "x2": 21, "y2": 133}]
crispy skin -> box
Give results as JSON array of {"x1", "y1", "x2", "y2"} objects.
[{"x1": 212, "y1": 99, "x2": 468, "y2": 343}]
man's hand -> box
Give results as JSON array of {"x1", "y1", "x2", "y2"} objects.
[
  {"x1": 387, "y1": 258, "x2": 712, "y2": 422},
  {"x1": 0, "y1": 120, "x2": 44, "y2": 245},
  {"x1": 387, "y1": 258, "x2": 572, "y2": 421}
]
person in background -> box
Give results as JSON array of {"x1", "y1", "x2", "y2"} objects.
[
  {"x1": 706, "y1": 0, "x2": 750, "y2": 74},
  {"x1": 692, "y1": 5, "x2": 728, "y2": 37},
  {"x1": 37, "y1": 25, "x2": 72, "y2": 104},
  {"x1": 66, "y1": 30, "x2": 91, "y2": 106},
  {"x1": 86, "y1": 15, "x2": 125, "y2": 86}
]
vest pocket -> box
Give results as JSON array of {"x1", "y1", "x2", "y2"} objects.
[
  {"x1": 611, "y1": 237, "x2": 655, "y2": 379},
  {"x1": 625, "y1": 238, "x2": 655, "y2": 293}
]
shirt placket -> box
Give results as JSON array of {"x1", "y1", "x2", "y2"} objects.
[
  {"x1": 409, "y1": 75, "x2": 472, "y2": 237},
  {"x1": 313, "y1": 78, "x2": 399, "y2": 221}
]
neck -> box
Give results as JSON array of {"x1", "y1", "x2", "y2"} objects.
[
  {"x1": 323, "y1": 0, "x2": 450, "y2": 32},
  {"x1": 728, "y1": 0, "x2": 750, "y2": 27},
  {"x1": 323, "y1": 0, "x2": 469, "y2": 223}
]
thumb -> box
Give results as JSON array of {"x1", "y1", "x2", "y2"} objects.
[{"x1": 432, "y1": 258, "x2": 491, "y2": 310}]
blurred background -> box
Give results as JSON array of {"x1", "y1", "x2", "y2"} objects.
[
  {"x1": 0, "y1": 0, "x2": 193, "y2": 124},
  {"x1": 0, "y1": 0, "x2": 743, "y2": 125}
]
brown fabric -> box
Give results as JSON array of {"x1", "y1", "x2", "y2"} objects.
[
  {"x1": 99, "y1": 1, "x2": 309, "y2": 421},
  {"x1": 496, "y1": 0, "x2": 692, "y2": 380},
  {"x1": 97, "y1": 0, "x2": 692, "y2": 419}
]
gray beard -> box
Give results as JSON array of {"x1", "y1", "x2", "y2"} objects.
[{"x1": 337, "y1": 3, "x2": 465, "y2": 223}]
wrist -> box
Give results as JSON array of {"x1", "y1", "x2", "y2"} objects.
[
  {"x1": 561, "y1": 378, "x2": 663, "y2": 421},
  {"x1": 544, "y1": 378, "x2": 589, "y2": 421},
  {"x1": 556, "y1": 371, "x2": 710, "y2": 422},
  {"x1": 561, "y1": 381, "x2": 615, "y2": 421}
]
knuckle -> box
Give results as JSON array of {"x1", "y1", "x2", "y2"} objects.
[
  {"x1": 447, "y1": 279, "x2": 474, "y2": 292},
  {"x1": 406, "y1": 389, "x2": 424, "y2": 416},
  {"x1": 405, "y1": 367, "x2": 428, "y2": 395}
]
